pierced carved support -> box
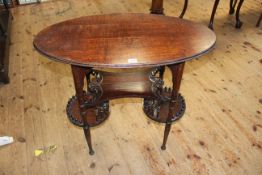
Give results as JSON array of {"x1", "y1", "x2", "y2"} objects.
[
  {"x1": 149, "y1": 67, "x2": 170, "y2": 102},
  {"x1": 82, "y1": 70, "x2": 103, "y2": 107},
  {"x1": 66, "y1": 93, "x2": 109, "y2": 127},
  {"x1": 144, "y1": 66, "x2": 186, "y2": 123},
  {"x1": 69, "y1": 64, "x2": 186, "y2": 154},
  {"x1": 143, "y1": 92, "x2": 185, "y2": 123}
]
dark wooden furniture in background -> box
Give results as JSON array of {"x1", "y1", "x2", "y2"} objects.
[
  {"x1": 150, "y1": 0, "x2": 245, "y2": 29},
  {"x1": 256, "y1": 13, "x2": 262, "y2": 27},
  {"x1": 0, "y1": 0, "x2": 12, "y2": 84},
  {"x1": 150, "y1": 0, "x2": 188, "y2": 18},
  {"x1": 210, "y1": 0, "x2": 245, "y2": 29},
  {"x1": 34, "y1": 13, "x2": 216, "y2": 155}
]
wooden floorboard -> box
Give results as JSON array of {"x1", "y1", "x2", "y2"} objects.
[{"x1": 0, "y1": 0, "x2": 261, "y2": 174}]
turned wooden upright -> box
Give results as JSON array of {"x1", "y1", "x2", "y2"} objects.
[{"x1": 34, "y1": 13, "x2": 216, "y2": 155}]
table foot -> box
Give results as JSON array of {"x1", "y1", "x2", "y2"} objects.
[
  {"x1": 66, "y1": 93, "x2": 110, "y2": 127},
  {"x1": 161, "y1": 145, "x2": 166, "y2": 150},
  {"x1": 208, "y1": 23, "x2": 214, "y2": 30},
  {"x1": 89, "y1": 150, "x2": 95, "y2": 155},
  {"x1": 235, "y1": 20, "x2": 243, "y2": 28},
  {"x1": 229, "y1": 8, "x2": 235, "y2": 15},
  {"x1": 235, "y1": 0, "x2": 244, "y2": 29},
  {"x1": 209, "y1": 0, "x2": 220, "y2": 30},
  {"x1": 161, "y1": 122, "x2": 171, "y2": 150},
  {"x1": 83, "y1": 125, "x2": 95, "y2": 155}
]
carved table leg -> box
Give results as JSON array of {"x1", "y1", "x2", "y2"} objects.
[
  {"x1": 209, "y1": 0, "x2": 220, "y2": 30},
  {"x1": 235, "y1": 0, "x2": 244, "y2": 28},
  {"x1": 161, "y1": 62, "x2": 185, "y2": 150},
  {"x1": 179, "y1": 0, "x2": 188, "y2": 19},
  {"x1": 71, "y1": 65, "x2": 95, "y2": 155},
  {"x1": 150, "y1": 0, "x2": 164, "y2": 14}
]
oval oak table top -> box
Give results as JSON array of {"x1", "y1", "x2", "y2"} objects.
[{"x1": 33, "y1": 13, "x2": 216, "y2": 68}]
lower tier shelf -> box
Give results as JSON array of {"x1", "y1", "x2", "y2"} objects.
[
  {"x1": 66, "y1": 91, "x2": 186, "y2": 127},
  {"x1": 143, "y1": 92, "x2": 186, "y2": 123},
  {"x1": 66, "y1": 95, "x2": 109, "y2": 127}
]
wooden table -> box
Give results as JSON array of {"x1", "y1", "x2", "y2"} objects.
[{"x1": 33, "y1": 13, "x2": 216, "y2": 155}]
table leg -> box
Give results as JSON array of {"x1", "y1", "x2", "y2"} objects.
[
  {"x1": 71, "y1": 65, "x2": 95, "y2": 155},
  {"x1": 235, "y1": 0, "x2": 244, "y2": 28},
  {"x1": 179, "y1": 0, "x2": 188, "y2": 19},
  {"x1": 256, "y1": 13, "x2": 262, "y2": 27},
  {"x1": 161, "y1": 62, "x2": 185, "y2": 150},
  {"x1": 150, "y1": 0, "x2": 164, "y2": 14},
  {"x1": 208, "y1": 0, "x2": 220, "y2": 30},
  {"x1": 229, "y1": 0, "x2": 238, "y2": 14}
]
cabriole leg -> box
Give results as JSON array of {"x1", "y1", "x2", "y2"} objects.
[
  {"x1": 161, "y1": 62, "x2": 185, "y2": 150},
  {"x1": 71, "y1": 65, "x2": 95, "y2": 155},
  {"x1": 208, "y1": 0, "x2": 220, "y2": 30},
  {"x1": 235, "y1": 0, "x2": 244, "y2": 28},
  {"x1": 179, "y1": 0, "x2": 188, "y2": 19},
  {"x1": 229, "y1": 0, "x2": 238, "y2": 14}
]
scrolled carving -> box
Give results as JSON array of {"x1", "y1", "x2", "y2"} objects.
[
  {"x1": 149, "y1": 67, "x2": 169, "y2": 102},
  {"x1": 84, "y1": 70, "x2": 103, "y2": 105},
  {"x1": 143, "y1": 98, "x2": 161, "y2": 119},
  {"x1": 95, "y1": 100, "x2": 110, "y2": 122},
  {"x1": 143, "y1": 92, "x2": 186, "y2": 123},
  {"x1": 66, "y1": 93, "x2": 110, "y2": 127}
]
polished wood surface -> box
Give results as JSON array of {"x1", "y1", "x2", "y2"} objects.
[
  {"x1": 0, "y1": 0, "x2": 261, "y2": 174},
  {"x1": 34, "y1": 13, "x2": 216, "y2": 68}
]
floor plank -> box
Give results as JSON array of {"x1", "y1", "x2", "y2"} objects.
[{"x1": 0, "y1": 0, "x2": 261, "y2": 174}]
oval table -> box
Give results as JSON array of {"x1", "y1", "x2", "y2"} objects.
[{"x1": 34, "y1": 13, "x2": 216, "y2": 155}]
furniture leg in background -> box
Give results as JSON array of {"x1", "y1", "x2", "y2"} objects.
[
  {"x1": 256, "y1": 13, "x2": 262, "y2": 27},
  {"x1": 179, "y1": 0, "x2": 188, "y2": 18},
  {"x1": 150, "y1": 0, "x2": 164, "y2": 14},
  {"x1": 235, "y1": 0, "x2": 244, "y2": 28},
  {"x1": 229, "y1": 0, "x2": 238, "y2": 14},
  {"x1": 150, "y1": 0, "x2": 188, "y2": 18},
  {"x1": 228, "y1": 0, "x2": 245, "y2": 28},
  {"x1": 208, "y1": 0, "x2": 220, "y2": 30}
]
